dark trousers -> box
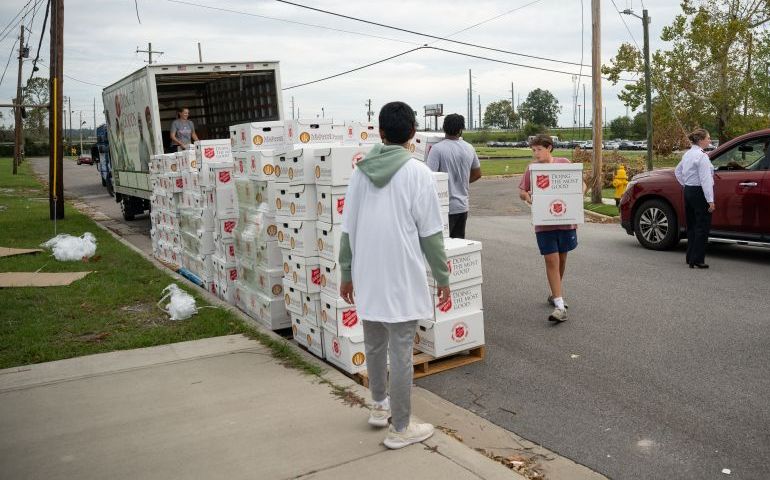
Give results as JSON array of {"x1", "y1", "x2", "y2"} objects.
[
  {"x1": 684, "y1": 186, "x2": 711, "y2": 265},
  {"x1": 448, "y1": 212, "x2": 468, "y2": 239}
]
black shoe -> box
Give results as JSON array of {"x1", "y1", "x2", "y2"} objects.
[{"x1": 689, "y1": 263, "x2": 709, "y2": 269}]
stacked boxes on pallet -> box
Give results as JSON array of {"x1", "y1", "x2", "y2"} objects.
[
  {"x1": 150, "y1": 152, "x2": 185, "y2": 267},
  {"x1": 230, "y1": 121, "x2": 290, "y2": 330},
  {"x1": 279, "y1": 120, "x2": 342, "y2": 359},
  {"x1": 314, "y1": 143, "x2": 374, "y2": 373}
]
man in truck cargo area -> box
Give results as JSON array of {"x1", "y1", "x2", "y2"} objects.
[
  {"x1": 426, "y1": 113, "x2": 482, "y2": 239},
  {"x1": 339, "y1": 101, "x2": 451, "y2": 450},
  {"x1": 169, "y1": 107, "x2": 199, "y2": 151}
]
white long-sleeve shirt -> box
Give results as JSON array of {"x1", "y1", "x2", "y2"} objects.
[{"x1": 675, "y1": 145, "x2": 714, "y2": 202}]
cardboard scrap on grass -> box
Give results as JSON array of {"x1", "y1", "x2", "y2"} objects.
[
  {"x1": 0, "y1": 271, "x2": 92, "y2": 288},
  {"x1": 0, "y1": 247, "x2": 43, "y2": 258}
]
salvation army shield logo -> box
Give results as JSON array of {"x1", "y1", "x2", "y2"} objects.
[
  {"x1": 549, "y1": 199, "x2": 567, "y2": 216},
  {"x1": 536, "y1": 174, "x2": 550, "y2": 190},
  {"x1": 332, "y1": 338, "x2": 341, "y2": 357},
  {"x1": 223, "y1": 220, "x2": 236, "y2": 233},
  {"x1": 218, "y1": 171, "x2": 231, "y2": 184},
  {"x1": 204, "y1": 147, "x2": 216, "y2": 159},
  {"x1": 451, "y1": 322, "x2": 468, "y2": 342},
  {"x1": 342, "y1": 309, "x2": 358, "y2": 328},
  {"x1": 336, "y1": 198, "x2": 345, "y2": 215},
  {"x1": 439, "y1": 296, "x2": 453, "y2": 313},
  {"x1": 311, "y1": 268, "x2": 322, "y2": 285}
]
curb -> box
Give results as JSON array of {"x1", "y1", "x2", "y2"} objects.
[{"x1": 583, "y1": 209, "x2": 620, "y2": 224}]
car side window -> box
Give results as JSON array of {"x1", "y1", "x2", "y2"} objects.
[{"x1": 711, "y1": 137, "x2": 770, "y2": 171}]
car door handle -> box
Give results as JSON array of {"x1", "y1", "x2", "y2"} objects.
[{"x1": 738, "y1": 182, "x2": 758, "y2": 187}]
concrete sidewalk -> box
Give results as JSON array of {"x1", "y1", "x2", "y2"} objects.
[{"x1": 0, "y1": 335, "x2": 523, "y2": 480}]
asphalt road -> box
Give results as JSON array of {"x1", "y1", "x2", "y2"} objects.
[
  {"x1": 421, "y1": 176, "x2": 770, "y2": 480},
  {"x1": 30, "y1": 161, "x2": 770, "y2": 479}
]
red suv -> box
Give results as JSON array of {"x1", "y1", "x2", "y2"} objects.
[{"x1": 620, "y1": 128, "x2": 770, "y2": 249}]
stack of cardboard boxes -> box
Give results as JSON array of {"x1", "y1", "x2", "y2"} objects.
[
  {"x1": 149, "y1": 152, "x2": 185, "y2": 267},
  {"x1": 230, "y1": 121, "x2": 289, "y2": 330}
]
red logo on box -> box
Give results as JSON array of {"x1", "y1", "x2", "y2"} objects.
[
  {"x1": 311, "y1": 268, "x2": 322, "y2": 285},
  {"x1": 342, "y1": 309, "x2": 358, "y2": 328},
  {"x1": 451, "y1": 322, "x2": 468, "y2": 342},
  {"x1": 536, "y1": 174, "x2": 550, "y2": 190},
  {"x1": 439, "y1": 296, "x2": 453, "y2": 313},
  {"x1": 218, "y1": 171, "x2": 231, "y2": 184},
  {"x1": 332, "y1": 338, "x2": 341, "y2": 357},
  {"x1": 224, "y1": 220, "x2": 236, "y2": 233},
  {"x1": 549, "y1": 199, "x2": 566, "y2": 216},
  {"x1": 228, "y1": 245, "x2": 235, "y2": 257},
  {"x1": 204, "y1": 147, "x2": 215, "y2": 159},
  {"x1": 238, "y1": 161, "x2": 244, "y2": 174},
  {"x1": 229, "y1": 269, "x2": 238, "y2": 281},
  {"x1": 336, "y1": 197, "x2": 345, "y2": 215},
  {"x1": 175, "y1": 178, "x2": 183, "y2": 188},
  {"x1": 352, "y1": 152, "x2": 364, "y2": 169}
]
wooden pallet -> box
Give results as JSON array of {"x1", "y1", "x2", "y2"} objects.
[{"x1": 354, "y1": 346, "x2": 485, "y2": 388}]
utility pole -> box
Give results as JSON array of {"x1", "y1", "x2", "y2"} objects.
[
  {"x1": 510, "y1": 82, "x2": 515, "y2": 129},
  {"x1": 197, "y1": 42, "x2": 202, "y2": 62},
  {"x1": 136, "y1": 42, "x2": 163, "y2": 64},
  {"x1": 291, "y1": 96, "x2": 295, "y2": 120},
  {"x1": 68, "y1": 96, "x2": 72, "y2": 147},
  {"x1": 93, "y1": 97, "x2": 96, "y2": 137},
  {"x1": 13, "y1": 25, "x2": 25, "y2": 175},
  {"x1": 591, "y1": 0, "x2": 603, "y2": 204},
  {"x1": 642, "y1": 9, "x2": 653, "y2": 171},
  {"x1": 49, "y1": 0, "x2": 64, "y2": 220},
  {"x1": 468, "y1": 69, "x2": 473, "y2": 131},
  {"x1": 478, "y1": 94, "x2": 481, "y2": 130},
  {"x1": 583, "y1": 84, "x2": 587, "y2": 140},
  {"x1": 366, "y1": 99, "x2": 372, "y2": 122}
]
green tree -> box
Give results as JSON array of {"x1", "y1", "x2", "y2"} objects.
[
  {"x1": 518, "y1": 89, "x2": 560, "y2": 127},
  {"x1": 523, "y1": 122, "x2": 547, "y2": 137},
  {"x1": 603, "y1": 0, "x2": 770, "y2": 142},
  {"x1": 631, "y1": 111, "x2": 647, "y2": 139},
  {"x1": 609, "y1": 116, "x2": 633, "y2": 139},
  {"x1": 482, "y1": 99, "x2": 518, "y2": 128},
  {"x1": 22, "y1": 77, "x2": 49, "y2": 139}
]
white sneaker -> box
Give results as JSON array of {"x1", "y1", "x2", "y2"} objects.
[
  {"x1": 383, "y1": 422, "x2": 435, "y2": 449},
  {"x1": 548, "y1": 307, "x2": 568, "y2": 322},
  {"x1": 368, "y1": 403, "x2": 391, "y2": 428},
  {"x1": 547, "y1": 295, "x2": 569, "y2": 309}
]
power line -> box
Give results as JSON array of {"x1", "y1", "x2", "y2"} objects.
[
  {"x1": 0, "y1": 37, "x2": 20, "y2": 87},
  {"x1": 167, "y1": 0, "x2": 421, "y2": 46},
  {"x1": 430, "y1": 0, "x2": 544, "y2": 46},
  {"x1": 610, "y1": 0, "x2": 640, "y2": 47},
  {"x1": 283, "y1": 47, "x2": 423, "y2": 90},
  {"x1": 274, "y1": 0, "x2": 593, "y2": 68},
  {"x1": 36, "y1": 60, "x2": 106, "y2": 87},
  {"x1": 25, "y1": 0, "x2": 50, "y2": 87},
  {"x1": 0, "y1": 0, "x2": 36, "y2": 42}
]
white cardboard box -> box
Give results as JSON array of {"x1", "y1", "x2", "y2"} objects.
[
  {"x1": 254, "y1": 180, "x2": 279, "y2": 211},
  {"x1": 427, "y1": 238, "x2": 483, "y2": 286},
  {"x1": 233, "y1": 121, "x2": 288, "y2": 151},
  {"x1": 256, "y1": 239, "x2": 282, "y2": 269},
  {"x1": 415, "y1": 310, "x2": 485, "y2": 358},
  {"x1": 319, "y1": 292, "x2": 362, "y2": 338},
  {"x1": 285, "y1": 148, "x2": 317, "y2": 186},
  {"x1": 216, "y1": 217, "x2": 238, "y2": 240},
  {"x1": 283, "y1": 278, "x2": 303, "y2": 316},
  {"x1": 246, "y1": 149, "x2": 280, "y2": 182},
  {"x1": 323, "y1": 332, "x2": 367, "y2": 374},
  {"x1": 316, "y1": 184, "x2": 347, "y2": 225},
  {"x1": 529, "y1": 162, "x2": 584, "y2": 195},
  {"x1": 313, "y1": 144, "x2": 372, "y2": 186},
  {"x1": 301, "y1": 291, "x2": 322, "y2": 327},
  {"x1": 432, "y1": 277, "x2": 483, "y2": 320},
  {"x1": 345, "y1": 122, "x2": 381, "y2": 145},
  {"x1": 281, "y1": 251, "x2": 321, "y2": 293},
  {"x1": 287, "y1": 220, "x2": 318, "y2": 257},
  {"x1": 196, "y1": 139, "x2": 233, "y2": 164},
  {"x1": 292, "y1": 314, "x2": 325, "y2": 358},
  {"x1": 316, "y1": 221, "x2": 342, "y2": 262},
  {"x1": 432, "y1": 171, "x2": 449, "y2": 207},
  {"x1": 441, "y1": 205, "x2": 449, "y2": 238},
  {"x1": 233, "y1": 152, "x2": 251, "y2": 178},
  {"x1": 411, "y1": 132, "x2": 445, "y2": 162},
  {"x1": 244, "y1": 288, "x2": 290, "y2": 330},
  {"x1": 274, "y1": 186, "x2": 292, "y2": 217},
  {"x1": 276, "y1": 217, "x2": 293, "y2": 250},
  {"x1": 288, "y1": 184, "x2": 318, "y2": 221},
  {"x1": 531, "y1": 193, "x2": 585, "y2": 226},
  {"x1": 213, "y1": 186, "x2": 238, "y2": 218},
  {"x1": 287, "y1": 119, "x2": 343, "y2": 146},
  {"x1": 318, "y1": 257, "x2": 342, "y2": 300}
]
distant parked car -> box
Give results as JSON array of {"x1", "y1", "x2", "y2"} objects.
[
  {"x1": 76, "y1": 155, "x2": 94, "y2": 165},
  {"x1": 619, "y1": 141, "x2": 637, "y2": 150},
  {"x1": 620, "y1": 128, "x2": 770, "y2": 250},
  {"x1": 604, "y1": 141, "x2": 620, "y2": 150}
]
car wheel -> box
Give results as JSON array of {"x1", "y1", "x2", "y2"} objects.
[
  {"x1": 633, "y1": 199, "x2": 679, "y2": 250},
  {"x1": 76, "y1": 160, "x2": 81, "y2": 165}
]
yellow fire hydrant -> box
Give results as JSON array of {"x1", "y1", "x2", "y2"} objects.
[{"x1": 611, "y1": 165, "x2": 628, "y2": 206}]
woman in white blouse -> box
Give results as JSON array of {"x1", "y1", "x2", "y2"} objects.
[{"x1": 675, "y1": 128, "x2": 715, "y2": 269}]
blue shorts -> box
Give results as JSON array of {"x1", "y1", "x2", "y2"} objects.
[{"x1": 536, "y1": 229, "x2": 578, "y2": 255}]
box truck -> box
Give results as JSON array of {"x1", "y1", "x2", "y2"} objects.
[{"x1": 101, "y1": 61, "x2": 284, "y2": 219}]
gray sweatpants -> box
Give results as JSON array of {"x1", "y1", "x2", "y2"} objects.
[{"x1": 362, "y1": 320, "x2": 418, "y2": 431}]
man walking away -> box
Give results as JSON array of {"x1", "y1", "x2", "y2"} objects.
[
  {"x1": 339, "y1": 101, "x2": 451, "y2": 449},
  {"x1": 426, "y1": 114, "x2": 482, "y2": 238}
]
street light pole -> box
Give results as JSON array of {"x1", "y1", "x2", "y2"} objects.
[{"x1": 623, "y1": 8, "x2": 653, "y2": 171}]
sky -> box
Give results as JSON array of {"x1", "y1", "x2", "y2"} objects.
[{"x1": 0, "y1": 0, "x2": 683, "y2": 131}]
